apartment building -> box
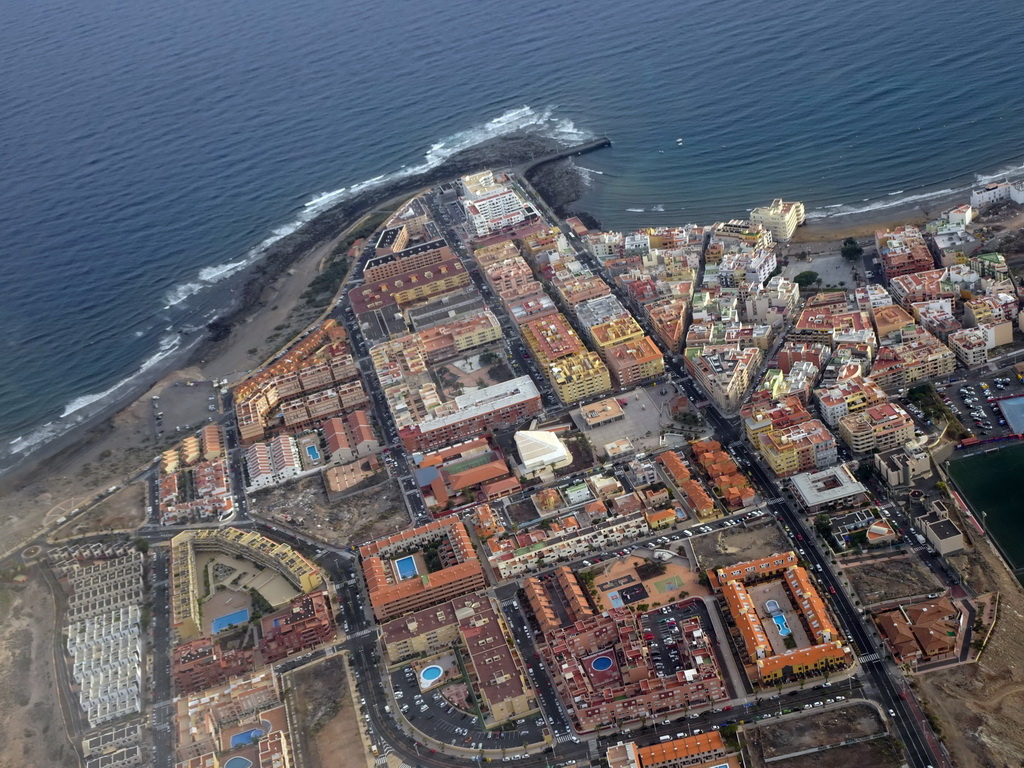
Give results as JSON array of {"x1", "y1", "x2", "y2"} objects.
[
  {"x1": 461, "y1": 170, "x2": 535, "y2": 237},
  {"x1": 756, "y1": 419, "x2": 837, "y2": 477},
  {"x1": 869, "y1": 327, "x2": 956, "y2": 389},
  {"x1": 790, "y1": 307, "x2": 876, "y2": 349},
  {"x1": 359, "y1": 518, "x2": 486, "y2": 621},
  {"x1": 245, "y1": 434, "x2": 301, "y2": 490},
  {"x1": 814, "y1": 375, "x2": 889, "y2": 427},
  {"x1": 171, "y1": 637, "x2": 255, "y2": 695},
  {"x1": 604, "y1": 336, "x2": 666, "y2": 389},
  {"x1": 644, "y1": 296, "x2": 690, "y2": 355},
  {"x1": 483, "y1": 256, "x2": 543, "y2": 302},
  {"x1": 740, "y1": 395, "x2": 811, "y2": 443},
  {"x1": 592, "y1": 315, "x2": 646, "y2": 354},
  {"x1": 487, "y1": 512, "x2": 648, "y2": 579},
  {"x1": 397, "y1": 376, "x2": 542, "y2": 453},
  {"x1": 888, "y1": 268, "x2": 956, "y2": 310},
  {"x1": 776, "y1": 341, "x2": 830, "y2": 375},
  {"x1": 745, "y1": 275, "x2": 800, "y2": 325},
  {"x1": 838, "y1": 402, "x2": 914, "y2": 454},
  {"x1": 713, "y1": 553, "x2": 848, "y2": 685},
  {"x1": 609, "y1": 732, "x2": 730, "y2": 768},
  {"x1": 259, "y1": 589, "x2": 335, "y2": 663},
  {"x1": 789, "y1": 464, "x2": 869, "y2": 514},
  {"x1": 684, "y1": 344, "x2": 763, "y2": 411},
  {"x1": 322, "y1": 410, "x2": 379, "y2": 463},
  {"x1": 349, "y1": 258, "x2": 470, "y2": 314},
  {"x1": 947, "y1": 322, "x2": 1013, "y2": 367},
  {"x1": 380, "y1": 592, "x2": 536, "y2": 724},
  {"x1": 754, "y1": 361, "x2": 819, "y2": 403},
  {"x1": 749, "y1": 199, "x2": 806, "y2": 241},
  {"x1": 872, "y1": 304, "x2": 916, "y2": 341},
  {"x1": 964, "y1": 293, "x2": 1019, "y2": 326},
  {"x1": 854, "y1": 283, "x2": 894, "y2": 313},
  {"x1": 543, "y1": 610, "x2": 727, "y2": 732},
  {"x1": 171, "y1": 528, "x2": 324, "y2": 641},
  {"x1": 363, "y1": 238, "x2": 452, "y2": 282},
  {"x1": 876, "y1": 226, "x2": 935, "y2": 283}
]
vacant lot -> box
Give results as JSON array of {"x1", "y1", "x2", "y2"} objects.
[
  {"x1": 846, "y1": 555, "x2": 939, "y2": 607},
  {"x1": 0, "y1": 575, "x2": 77, "y2": 768},
  {"x1": 690, "y1": 521, "x2": 791, "y2": 573},
  {"x1": 744, "y1": 702, "x2": 894, "y2": 768},
  {"x1": 252, "y1": 473, "x2": 409, "y2": 548},
  {"x1": 289, "y1": 654, "x2": 367, "y2": 768},
  {"x1": 51, "y1": 483, "x2": 146, "y2": 540}
]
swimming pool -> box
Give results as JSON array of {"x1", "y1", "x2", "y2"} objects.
[
  {"x1": 230, "y1": 728, "x2": 264, "y2": 748},
  {"x1": 772, "y1": 614, "x2": 791, "y2": 637},
  {"x1": 395, "y1": 555, "x2": 418, "y2": 580},
  {"x1": 212, "y1": 608, "x2": 250, "y2": 634},
  {"x1": 224, "y1": 758, "x2": 253, "y2": 768},
  {"x1": 419, "y1": 664, "x2": 444, "y2": 689},
  {"x1": 306, "y1": 445, "x2": 321, "y2": 461},
  {"x1": 591, "y1": 655, "x2": 613, "y2": 672}
]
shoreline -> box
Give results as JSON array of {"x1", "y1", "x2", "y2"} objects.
[{"x1": 0, "y1": 143, "x2": 1010, "y2": 546}]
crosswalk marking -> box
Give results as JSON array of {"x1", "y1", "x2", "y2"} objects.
[
  {"x1": 859, "y1": 652, "x2": 880, "y2": 663},
  {"x1": 555, "y1": 733, "x2": 576, "y2": 744}
]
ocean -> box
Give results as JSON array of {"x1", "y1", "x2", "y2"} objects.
[{"x1": 1, "y1": 0, "x2": 1023, "y2": 469}]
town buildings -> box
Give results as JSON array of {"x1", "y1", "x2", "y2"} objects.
[
  {"x1": 749, "y1": 199, "x2": 806, "y2": 241},
  {"x1": 788, "y1": 464, "x2": 869, "y2": 514},
  {"x1": 684, "y1": 344, "x2": 763, "y2": 411},
  {"x1": 542, "y1": 609, "x2": 727, "y2": 731},
  {"x1": 875, "y1": 226, "x2": 934, "y2": 283},
  {"x1": 607, "y1": 732, "x2": 733, "y2": 768},
  {"x1": 869, "y1": 327, "x2": 956, "y2": 389},
  {"x1": 380, "y1": 592, "x2": 537, "y2": 724},
  {"x1": 815, "y1": 375, "x2": 888, "y2": 428},
  {"x1": 170, "y1": 528, "x2": 324, "y2": 641},
  {"x1": 359, "y1": 518, "x2": 487, "y2": 621},
  {"x1": 756, "y1": 419, "x2": 838, "y2": 478},
  {"x1": 711, "y1": 552, "x2": 850, "y2": 685},
  {"x1": 460, "y1": 170, "x2": 536, "y2": 237},
  {"x1": 837, "y1": 402, "x2": 915, "y2": 455}
]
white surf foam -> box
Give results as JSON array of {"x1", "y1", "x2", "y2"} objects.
[
  {"x1": 806, "y1": 185, "x2": 960, "y2": 219},
  {"x1": 626, "y1": 208, "x2": 645, "y2": 213},
  {"x1": 163, "y1": 105, "x2": 592, "y2": 310},
  {"x1": 60, "y1": 335, "x2": 182, "y2": 419},
  {"x1": 651, "y1": 204, "x2": 665, "y2": 212}
]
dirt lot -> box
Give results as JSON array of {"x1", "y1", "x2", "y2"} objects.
[
  {"x1": 845, "y1": 555, "x2": 940, "y2": 607},
  {"x1": 289, "y1": 654, "x2": 367, "y2": 768},
  {"x1": 912, "y1": 526, "x2": 1024, "y2": 767},
  {"x1": 50, "y1": 483, "x2": 146, "y2": 540},
  {"x1": 252, "y1": 473, "x2": 410, "y2": 548},
  {"x1": 690, "y1": 520, "x2": 792, "y2": 573},
  {"x1": 0, "y1": 575, "x2": 78, "y2": 768},
  {"x1": 744, "y1": 703, "x2": 893, "y2": 767}
]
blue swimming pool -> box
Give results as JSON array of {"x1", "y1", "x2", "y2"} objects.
[
  {"x1": 224, "y1": 758, "x2": 253, "y2": 768},
  {"x1": 772, "y1": 614, "x2": 791, "y2": 638},
  {"x1": 420, "y1": 665, "x2": 443, "y2": 688},
  {"x1": 306, "y1": 445, "x2": 321, "y2": 461},
  {"x1": 395, "y1": 555, "x2": 418, "y2": 580},
  {"x1": 591, "y1": 655, "x2": 613, "y2": 672},
  {"x1": 230, "y1": 728, "x2": 264, "y2": 748},
  {"x1": 212, "y1": 608, "x2": 250, "y2": 634}
]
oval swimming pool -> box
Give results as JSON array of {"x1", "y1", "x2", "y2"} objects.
[{"x1": 420, "y1": 665, "x2": 443, "y2": 684}]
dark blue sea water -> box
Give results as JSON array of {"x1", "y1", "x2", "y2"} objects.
[{"x1": 1, "y1": 0, "x2": 1023, "y2": 467}]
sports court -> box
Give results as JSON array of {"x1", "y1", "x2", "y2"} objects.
[{"x1": 998, "y1": 395, "x2": 1024, "y2": 434}]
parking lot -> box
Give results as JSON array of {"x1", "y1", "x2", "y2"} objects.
[
  {"x1": 389, "y1": 663, "x2": 548, "y2": 750},
  {"x1": 934, "y1": 374, "x2": 1023, "y2": 437}
]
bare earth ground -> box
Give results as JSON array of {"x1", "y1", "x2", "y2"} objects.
[
  {"x1": 290, "y1": 654, "x2": 368, "y2": 768},
  {"x1": 690, "y1": 521, "x2": 792, "y2": 573},
  {"x1": 0, "y1": 227, "x2": 342, "y2": 558},
  {"x1": 744, "y1": 703, "x2": 895, "y2": 768},
  {"x1": 51, "y1": 482, "x2": 146, "y2": 540},
  {"x1": 913, "y1": 530, "x2": 1024, "y2": 767},
  {"x1": 845, "y1": 555, "x2": 940, "y2": 607},
  {"x1": 0, "y1": 576, "x2": 77, "y2": 768},
  {"x1": 251, "y1": 473, "x2": 410, "y2": 548}
]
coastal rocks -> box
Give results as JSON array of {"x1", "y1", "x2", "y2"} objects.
[{"x1": 527, "y1": 158, "x2": 602, "y2": 230}]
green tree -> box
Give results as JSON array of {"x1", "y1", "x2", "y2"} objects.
[
  {"x1": 134, "y1": 538, "x2": 150, "y2": 554},
  {"x1": 794, "y1": 271, "x2": 819, "y2": 288},
  {"x1": 841, "y1": 237, "x2": 864, "y2": 261}
]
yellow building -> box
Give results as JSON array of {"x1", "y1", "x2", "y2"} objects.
[
  {"x1": 749, "y1": 199, "x2": 806, "y2": 242},
  {"x1": 756, "y1": 419, "x2": 837, "y2": 478},
  {"x1": 170, "y1": 528, "x2": 324, "y2": 641},
  {"x1": 591, "y1": 315, "x2": 646, "y2": 355},
  {"x1": 838, "y1": 403, "x2": 915, "y2": 455},
  {"x1": 548, "y1": 351, "x2": 612, "y2": 404},
  {"x1": 605, "y1": 337, "x2": 665, "y2": 389}
]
